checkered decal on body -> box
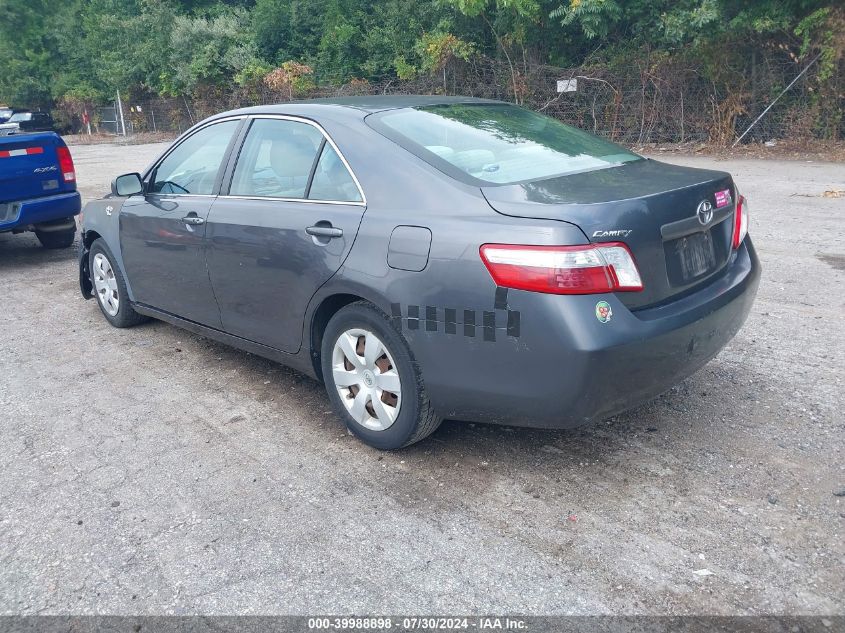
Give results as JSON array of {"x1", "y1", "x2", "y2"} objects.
[{"x1": 389, "y1": 288, "x2": 521, "y2": 342}]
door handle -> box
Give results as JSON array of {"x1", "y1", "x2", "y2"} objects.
[
  {"x1": 182, "y1": 215, "x2": 205, "y2": 226},
  {"x1": 306, "y1": 225, "x2": 343, "y2": 238}
]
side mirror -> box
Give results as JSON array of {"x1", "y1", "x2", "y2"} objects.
[{"x1": 112, "y1": 173, "x2": 144, "y2": 197}]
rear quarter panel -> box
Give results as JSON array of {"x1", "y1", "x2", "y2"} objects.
[{"x1": 303, "y1": 120, "x2": 591, "y2": 415}]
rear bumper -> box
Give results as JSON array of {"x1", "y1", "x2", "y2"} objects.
[
  {"x1": 414, "y1": 238, "x2": 761, "y2": 427},
  {"x1": 0, "y1": 191, "x2": 81, "y2": 232}
]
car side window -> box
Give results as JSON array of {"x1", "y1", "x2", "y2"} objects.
[
  {"x1": 229, "y1": 119, "x2": 323, "y2": 199},
  {"x1": 150, "y1": 119, "x2": 239, "y2": 195},
  {"x1": 308, "y1": 143, "x2": 362, "y2": 203}
]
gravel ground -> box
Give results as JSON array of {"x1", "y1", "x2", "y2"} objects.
[{"x1": 0, "y1": 143, "x2": 842, "y2": 615}]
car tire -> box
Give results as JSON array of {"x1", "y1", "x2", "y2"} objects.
[
  {"x1": 36, "y1": 224, "x2": 76, "y2": 249},
  {"x1": 89, "y1": 238, "x2": 149, "y2": 328},
  {"x1": 321, "y1": 301, "x2": 442, "y2": 450}
]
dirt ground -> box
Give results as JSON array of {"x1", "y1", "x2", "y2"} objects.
[
  {"x1": 0, "y1": 143, "x2": 842, "y2": 615},
  {"x1": 634, "y1": 139, "x2": 845, "y2": 164}
]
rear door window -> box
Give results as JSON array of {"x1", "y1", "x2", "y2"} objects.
[
  {"x1": 229, "y1": 119, "x2": 323, "y2": 199},
  {"x1": 308, "y1": 143, "x2": 362, "y2": 203},
  {"x1": 150, "y1": 119, "x2": 239, "y2": 195}
]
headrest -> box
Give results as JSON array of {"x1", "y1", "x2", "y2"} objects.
[{"x1": 269, "y1": 134, "x2": 315, "y2": 179}]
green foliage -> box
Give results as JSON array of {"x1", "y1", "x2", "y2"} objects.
[
  {"x1": 448, "y1": 0, "x2": 540, "y2": 18},
  {"x1": 0, "y1": 0, "x2": 58, "y2": 105},
  {"x1": 415, "y1": 32, "x2": 475, "y2": 74},
  {"x1": 316, "y1": 19, "x2": 364, "y2": 83},
  {"x1": 234, "y1": 59, "x2": 275, "y2": 87},
  {"x1": 662, "y1": 0, "x2": 722, "y2": 45},
  {"x1": 550, "y1": 0, "x2": 622, "y2": 40},
  {"x1": 393, "y1": 56, "x2": 419, "y2": 80},
  {"x1": 0, "y1": 0, "x2": 841, "y2": 143},
  {"x1": 795, "y1": 7, "x2": 843, "y2": 82},
  {"x1": 167, "y1": 8, "x2": 258, "y2": 94},
  {"x1": 253, "y1": 0, "x2": 328, "y2": 64},
  {"x1": 264, "y1": 61, "x2": 316, "y2": 97}
]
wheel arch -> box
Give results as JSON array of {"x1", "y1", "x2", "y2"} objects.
[
  {"x1": 308, "y1": 292, "x2": 369, "y2": 381},
  {"x1": 82, "y1": 226, "x2": 136, "y2": 302},
  {"x1": 83, "y1": 229, "x2": 103, "y2": 247},
  {"x1": 307, "y1": 274, "x2": 405, "y2": 381},
  {"x1": 78, "y1": 229, "x2": 104, "y2": 299}
]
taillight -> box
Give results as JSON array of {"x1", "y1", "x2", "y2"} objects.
[
  {"x1": 732, "y1": 194, "x2": 748, "y2": 249},
  {"x1": 56, "y1": 145, "x2": 76, "y2": 183},
  {"x1": 479, "y1": 242, "x2": 643, "y2": 295}
]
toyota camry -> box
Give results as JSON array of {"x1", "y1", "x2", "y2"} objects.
[{"x1": 78, "y1": 96, "x2": 760, "y2": 449}]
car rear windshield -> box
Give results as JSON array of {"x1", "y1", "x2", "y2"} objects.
[{"x1": 373, "y1": 103, "x2": 641, "y2": 185}]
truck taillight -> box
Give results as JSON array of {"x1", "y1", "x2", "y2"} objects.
[
  {"x1": 480, "y1": 242, "x2": 643, "y2": 295},
  {"x1": 56, "y1": 145, "x2": 75, "y2": 183}
]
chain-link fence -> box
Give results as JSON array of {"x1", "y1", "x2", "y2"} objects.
[{"x1": 73, "y1": 53, "x2": 842, "y2": 146}]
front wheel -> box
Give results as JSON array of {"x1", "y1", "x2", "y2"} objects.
[
  {"x1": 89, "y1": 238, "x2": 149, "y2": 328},
  {"x1": 321, "y1": 302, "x2": 441, "y2": 450}
]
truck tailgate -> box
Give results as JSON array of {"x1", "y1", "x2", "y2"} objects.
[{"x1": 0, "y1": 133, "x2": 75, "y2": 205}]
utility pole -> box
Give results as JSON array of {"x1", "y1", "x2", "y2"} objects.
[{"x1": 116, "y1": 90, "x2": 127, "y2": 137}]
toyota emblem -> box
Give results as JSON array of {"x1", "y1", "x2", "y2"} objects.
[{"x1": 696, "y1": 200, "x2": 714, "y2": 225}]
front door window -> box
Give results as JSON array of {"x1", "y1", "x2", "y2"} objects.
[{"x1": 150, "y1": 120, "x2": 239, "y2": 195}]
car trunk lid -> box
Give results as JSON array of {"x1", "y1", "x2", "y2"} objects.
[{"x1": 481, "y1": 158, "x2": 737, "y2": 309}]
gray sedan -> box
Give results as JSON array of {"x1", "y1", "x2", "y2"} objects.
[{"x1": 79, "y1": 96, "x2": 760, "y2": 449}]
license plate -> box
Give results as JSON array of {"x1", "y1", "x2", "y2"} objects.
[{"x1": 674, "y1": 230, "x2": 716, "y2": 281}]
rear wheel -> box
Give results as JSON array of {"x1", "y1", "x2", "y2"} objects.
[
  {"x1": 36, "y1": 223, "x2": 75, "y2": 249},
  {"x1": 321, "y1": 302, "x2": 441, "y2": 450},
  {"x1": 89, "y1": 238, "x2": 149, "y2": 328}
]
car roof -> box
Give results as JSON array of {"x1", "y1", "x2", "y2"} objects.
[{"x1": 220, "y1": 95, "x2": 506, "y2": 119}]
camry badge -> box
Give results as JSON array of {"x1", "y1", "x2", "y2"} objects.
[
  {"x1": 696, "y1": 200, "x2": 714, "y2": 225},
  {"x1": 592, "y1": 229, "x2": 632, "y2": 239}
]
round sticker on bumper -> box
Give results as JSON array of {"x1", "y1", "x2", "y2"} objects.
[{"x1": 595, "y1": 300, "x2": 612, "y2": 323}]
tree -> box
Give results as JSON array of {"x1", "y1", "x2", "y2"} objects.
[
  {"x1": 166, "y1": 7, "x2": 260, "y2": 94},
  {"x1": 415, "y1": 32, "x2": 475, "y2": 90},
  {"x1": 0, "y1": 0, "x2": 59, "y2": 105},
  {"x1": 264, "y1": 61, "x2": 315, "y2": 98},
  {"x1": 0, "y1": 0, "x2": 840, "y2": 145},
  {"x1": 444, "y1": 0, "x2": 542, "y2": 102}
]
